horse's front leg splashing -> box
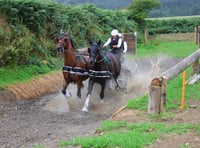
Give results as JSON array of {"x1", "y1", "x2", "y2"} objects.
[
  {"x1": 82, "y1": 79, "x2": 94, "y2": 112},
  {"x1": 114, "y1": 78, "x2": 120, "y2": 90},
  {"x1": 100, "y1": 82, "x2": 106, "y2": 103},
  {"x1": 82, "y1": 95, "x2": 90, "y2": 112},
  {"x1": 76, "y1": 81, "x2": 83, "y2": 99},
  {"x1": 61, "y1": 80, "x2": 72, "y2": 98}
]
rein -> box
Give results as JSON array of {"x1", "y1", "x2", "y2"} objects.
[
  {"x1": 90, "y1": 45, "x2": 105, "y2": 63},
  {"x1": 95, "y1": 58, "x2": 105, "y2": 63}
]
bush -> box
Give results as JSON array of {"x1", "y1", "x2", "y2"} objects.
[
  {"x1": 0, "y1": 0, "x2": 136, "y2": 67},
  {"x1": 146, "y1": 17, "x2": 200, "y2": 34}
]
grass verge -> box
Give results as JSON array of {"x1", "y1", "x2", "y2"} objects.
[
  {"x1": 0, "y1": 63, "x2": 61, "y2": 88},
  {"x1": 59, "y1": 120, "x2": 200, "y2": 148}
]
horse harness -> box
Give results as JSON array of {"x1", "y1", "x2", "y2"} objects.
[
  {"x1": 62, "y1": 49, "x2": 112, "y2": 78},
  {"x1": 62, "y1": 49, "x2": 89, "y2": 76}
]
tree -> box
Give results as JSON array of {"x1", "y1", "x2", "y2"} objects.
[{"x1": 128, "y1": 0, "x2": 160, "y2": 30}]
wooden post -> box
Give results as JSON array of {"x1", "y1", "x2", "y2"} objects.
[
  {"x1": 195, "y1": 26, "x2": 198, "y2": 45},
  {"x1": 193, "y1": 27, "x2": 200, "y2": 74},
  {"x1": 149, "y1": 48, "x2": 200, "y2": 114},
  {"x1": 161, "y1": 48, "x2": 200, "y2": 80},
  {"x1": 148, "y1": 77, "x2": 167, "y2": 114},
  {"x1": 192, "y1": 60, "x2": 200, "y2": 74},
  {"x1": 144, "y1": 30, "x2": 148, "y2": 46},
  {"x1": 192, "y1": 26, "x2": 200, "y2": 74},
  {"x1": 160, "y1": 76, "x2": 168, "y2": 112},
  {"x1": 134, "y1": 32, "x2": 137, "y2": 55},
  {"x1": 148, "y1": 85, "x2": 161, "y2": 114},
  {"x1": 123, "y1": 33, "x2": 136, "y2": 54},
  {"x1": 198, "y1": 26, "x2": 200, "y2": 48}
]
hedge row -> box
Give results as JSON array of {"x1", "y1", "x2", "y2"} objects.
[
  {"x1": 0, "y1": 0, "x2": 136, "y2": 66},
  {"x1": 146, "y1": 17, "x2": 200, "y2": 35}
]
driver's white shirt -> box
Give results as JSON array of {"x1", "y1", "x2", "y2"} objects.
[{"x1": 103, "y1": 37, "x2": 123, "y2": 48}]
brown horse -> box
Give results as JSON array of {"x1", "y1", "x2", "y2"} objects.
[
  {"x1": 55, "y1": 33, "x2": 91, "y2": 99},
  {"x1": 82, "y1": 40, "x2": 122, "y2": 112}
]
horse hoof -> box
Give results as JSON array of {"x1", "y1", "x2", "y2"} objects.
[
  {"x1": 100, "y1": 99, "x2": 105, "y2": 103},
  {"x1": 65, "y1": 92, "x2": 72, "y2": 98},
  {"x1": 82, "y1": 106, "x2": 88, "y2": 113},
  {"x1": 115, "y1": 86, "x2": 120, "y2": 90},
  {"x1": 61, "y1": 89, "x2": 66, "y2": 95}
]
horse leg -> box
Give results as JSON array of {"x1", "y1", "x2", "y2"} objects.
[
  {"x1": 114, "y1": 77, "x2": 120, "y2": 90},
  {"x1": 82, "y1": 79, "x2": 94, "y2": 112},
  {"x1": 62, "y1": 77, "x2": 71, "y2": 98},
  {"x1": 77, "y1": 87, "x2": 81, "y2": 99},
  {"x1": 77, "y1": 81, "x2": 83, "y2": 99},
  {"x1": 100, "y1": 81, "x2": 105, "y2": 103},
  {"x1": 114, "y1": 62, "x2": 121, "y2": 90}
]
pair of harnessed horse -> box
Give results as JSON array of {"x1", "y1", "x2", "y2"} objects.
[{"x1": 55, "y1": 33, "x2": 122, "y2": 112}]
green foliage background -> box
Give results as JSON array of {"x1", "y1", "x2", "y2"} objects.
[
  {"x1": 1, "y1": 0, "x2": 200, "y2": 68},
  {"x1": 0, "y1": 0, "x2": 136, "y2": 67}
]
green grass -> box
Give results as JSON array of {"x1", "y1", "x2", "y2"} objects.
[
  {"x1": 0, "y1": 64, "x2": 61, "y2": 88},
  {"x1": 126, "y1": 95, "x2": 148, "y2": 110},
  {"x1": 126, "y1": 40, "x2": 200, "y2": 111},
  {"x1": 166, "y1": 67, "x2": 200, "y2": 109},
  {"x1": 126, "y1": 68, "x2": 200, "y2": 111},
  {"x1": 127, "y1": 41, "x2": 198, "y2": 58},
  {"x1": 59, "y1": 120, "x2": 200, "y2": 148}
]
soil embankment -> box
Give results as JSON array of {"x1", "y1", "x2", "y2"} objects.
[{"x1": 4, "y1": 72, "x2": 63, "y2": 100}]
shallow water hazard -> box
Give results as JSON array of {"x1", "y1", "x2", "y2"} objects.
[
  {"x1": 41, "y1": 59, "x2": 141, "y2": 114},
  {"x1": 43, "y1": 93, "x2": 70, "y2": 113},
  {"x1": 41, "y1": 57, "x2": 178, "y2": 114}
]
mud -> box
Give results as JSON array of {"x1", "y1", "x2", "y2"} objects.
[{"x1": 0, "y1": 57, "x2": 184, "y2": 148}]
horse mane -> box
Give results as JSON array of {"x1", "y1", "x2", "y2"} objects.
[
  {"x1": 92, "y1": 42, "x2": 100, "y2": 48},
  {"x1": 70, "y1": 38, "x2": 75, "y2": 50}
]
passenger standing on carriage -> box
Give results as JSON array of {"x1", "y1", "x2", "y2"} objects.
[
  {"x1": 118, "y1": 33, "x2": 127, "y2": 54},
  {"x1": 102, "y1": 29, "x2": 123, "y2": 54},
  {"x1": 118, "y1": 33, "x2": 128, "y2": 63}
]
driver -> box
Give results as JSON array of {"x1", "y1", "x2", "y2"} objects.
[{"x1": 102, "y1": 29, "x2": 123, "y2": 54}]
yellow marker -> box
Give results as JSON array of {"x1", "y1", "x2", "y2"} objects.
[
  {"x1": 179, "y1": 70, "x2": 186, "y2": 109},
  {"x1": 42, "y1": 60, "x2": 47, "y2": 65}
]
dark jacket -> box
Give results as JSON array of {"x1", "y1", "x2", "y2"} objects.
[{"x1": 109, "y1": 36, "x2": 120, "y2": 49}]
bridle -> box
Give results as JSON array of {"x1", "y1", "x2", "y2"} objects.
[
  {"x1": 89, "y1": 43, "x2": 105, "y2": 64},
  {"x1": 56, "y1": 34, "x2": 76, "y2": 54}
]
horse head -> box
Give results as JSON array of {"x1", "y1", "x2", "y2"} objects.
[
  {"x1": 55, "y1": 33, "x2": 74, "y2": 54},
  {"x1": 88, "y1": 40, "x2": 101, "y2": 66}
]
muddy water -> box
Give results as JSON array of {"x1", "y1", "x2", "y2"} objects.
[
  {"x1": 41, "y1": 58, "x2": 160, "y2": 114},
  {"x1": 41, "y1": 57, "x2": 181, "y2": 115},
  {"x1": 43, "y1": 93, "x2": 70, "y2": 113}
]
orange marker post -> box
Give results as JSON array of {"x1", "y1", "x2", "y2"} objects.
[{"x1": 179, "y1": 70, "x2": 186, "y2": 109}]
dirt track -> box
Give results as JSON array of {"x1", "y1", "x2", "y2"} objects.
[{"x1": 1, "y1": 57, "x2": 193, "y2": 148}]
